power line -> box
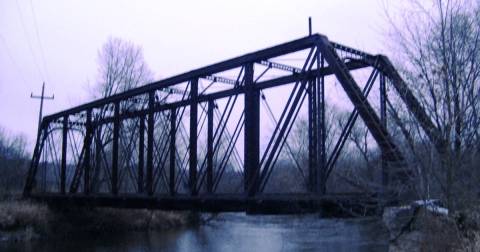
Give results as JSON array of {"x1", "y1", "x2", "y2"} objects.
[
  {"x1": 15, "y1": 0, "x2": 44, "y2": 82},
  {"x1": 29, "y1": 0, "x2": 53, "y2": 92},
  {"x1": 0, "y1": 33, "x2": 32, "y2": 92}
]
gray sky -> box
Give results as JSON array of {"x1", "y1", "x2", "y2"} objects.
[{"x1": 0, "y1": 0, "x2": 398, "y2": 150}]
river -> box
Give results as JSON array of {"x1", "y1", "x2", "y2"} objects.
[{"x1": 2, "y1": 213, "x2": 389, "y2": 252}]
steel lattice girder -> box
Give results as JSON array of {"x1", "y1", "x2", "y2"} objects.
[{"x1": 24, "y1": 33, "x2": 442, "y2": 204}]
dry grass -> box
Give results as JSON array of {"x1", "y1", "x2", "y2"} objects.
[
  {"x1": 389, "y1": 208, "x2": 480, "y2": 252},
  {"x1": 407, "y1": 210, "x2": 480, "y2": 252},
  {"x1": 459, "y1": 231, "x2": 480, "y2": 252},
  {"x1": 50, "y1": 207, "x2": 190, "y2": 236},
  {"x1": 0, "y1": 200, "x2": 50, "y2": 234},
  {"x1": 418, "y1": 213, "x2": 462, "y2": 252},
  {"x1": 0, "y1": 200, "x2": 190, "y2": 241},
  {"x1": 0, "y1": 200, "x2": 50, "y2": 241}
]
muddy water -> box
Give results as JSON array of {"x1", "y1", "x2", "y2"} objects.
[{"x1": 2, "y1": 213, "x2": 389, "y2": 252}]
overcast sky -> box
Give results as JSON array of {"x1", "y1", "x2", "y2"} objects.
[{"x1": 0, "y1": 0, "x2": 402, "y2": 150}]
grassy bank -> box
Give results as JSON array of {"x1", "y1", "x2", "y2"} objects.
[{"x1": 0, "y1": 199, "x2": 192, "y2": 242}]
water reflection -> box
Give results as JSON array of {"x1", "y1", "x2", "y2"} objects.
[{"x1": 1, "y1": 213, "x2": 389, "y2": 252}]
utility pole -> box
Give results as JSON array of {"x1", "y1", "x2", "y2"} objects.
[
  {"x1": 309, "y1": 17, "x2": 312, "y2": 36},
  {"x1": 31, "y1": 82, "x2": 54, "y2": 138}
]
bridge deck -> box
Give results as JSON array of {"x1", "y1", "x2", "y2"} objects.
[{"x1": 29, "y1": 193, "x2": 385, "y2": 216}]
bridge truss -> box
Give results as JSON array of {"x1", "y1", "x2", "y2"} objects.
[{"x1": 23, "y1": 34, "x2": 442, "y2": 213}]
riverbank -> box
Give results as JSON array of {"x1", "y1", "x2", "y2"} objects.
[
  {"x1": 0, "y1": 199, "x2": 192, "y2": 242},
  {"x1": 383, "y1": 202, "x2": 480, "y2": 251}
]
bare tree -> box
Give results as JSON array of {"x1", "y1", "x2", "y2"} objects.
[
  {"x1": 326, "y1": 111, "x2": 384, "y2": 194},
  {"x1": 87, "y1": 37, "x2": 155, "y2": 193},
  {"x1": 88, "y1": 36, "x2": 154, "y2": 100},
  {"x1": 0, "y1": 126, "x2": 29, "y2": 195},
  {"x1": 385, "y1": 0, "x2": 480, "y2": 209}
]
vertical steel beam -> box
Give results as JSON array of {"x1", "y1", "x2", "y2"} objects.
[
  {"x1": 146, "y1": 91, "x2": 154, "y2": 195},
  {"x1": 317, "y1": 54, "x2": 326, "y2": 196},
  {"x1": 189, "y1": 79, "x2": 198, "y2": 196},
  {"x1": 112, "y1": 101, "x2": 120, "y2": 195},
  {"x1": 308, "y1": 79, "x2": 318, "y2": 192},
  {"x1": 138, "y1": 115, "x2": 145, "y2": 193},
  {"x1": 92, "y1": 128, "x2": 103, "y2": 194},
  {"x1": 169, "y1": 108, "x2": 176, "y2": 195},
  {"x1": 244, "y1": 63, "x2": 259, "y2": 196},
  {"x1": 207, "y1": 99, "x2": 214, "y2": 194},
  {"x1": 84, "y1": 109, "x2": 92, "y2": 195},
  {"x1": 61, "y1": 115, "x2": 68, "y2": 194},
  {"x1": 380, "y1": 73, "x2": 388, "y2": 186}
]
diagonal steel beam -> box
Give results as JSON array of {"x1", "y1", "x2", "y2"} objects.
[
  {"x1": 317, "y1": 35, "x2": 405, "y2": 165},
  {"x1": 325, "y1": 68, "x2": 380, "y2": 181},
  {"x1": 23, "y1": 123, "x2": 48, "y2": 196},
  {"x1": 375, "y1": 55, "x2": 447, "y2": 155}
]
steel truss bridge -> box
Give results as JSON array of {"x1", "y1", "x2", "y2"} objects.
[{"x1": 23, "y1": 34, "x2": 443, "y2": 214}]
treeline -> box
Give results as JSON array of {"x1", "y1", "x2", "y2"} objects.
[{"x1": 0, "y1": 126, "x2": 30, "y2": 195}]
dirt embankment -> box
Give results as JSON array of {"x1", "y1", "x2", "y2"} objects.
[{"x1": 0, "y1": 200, "x2": 192, "y2": 242}]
